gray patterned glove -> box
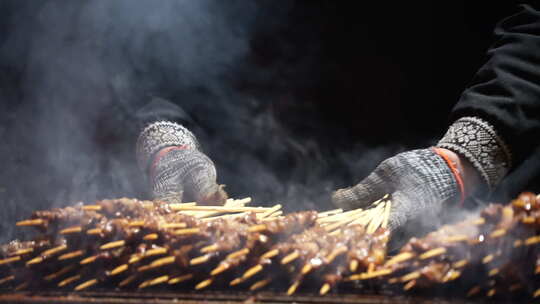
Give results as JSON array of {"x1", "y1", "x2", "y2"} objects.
[
  {"x1": 332, "y1": 116, "x2": 512, "y2": 231},
  {"x1": 136, "y1": 121, "x2": 227, "y2": 205},
  {"x1": 332, "y1": 149, "x2": 459, "y2": 230}
]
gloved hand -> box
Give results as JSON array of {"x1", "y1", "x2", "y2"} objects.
[
  {"x1": 136, "y1": 121, "x2": 227, "y2": 205},
  {"x1": 332, "y1": 149, "x2": 460, "y2": 230},
  {"x1": 332, "y1": 117, "x2": 512, "y2": 231}
]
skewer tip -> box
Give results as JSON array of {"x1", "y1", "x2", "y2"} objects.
[
  {"x1": 287, "y1": 281, "x2": 300, "y2": 295},
  {"x1": 74, "y1": 279, "x2": 98, "y2": 291},
  {"x1": 320, "y1": 283, "x2": 331, "y2": 295},
  {"x1": 195, "y1": 278, "x2": 213, "y2": 290},
  {"x1": 100, "y1": 240, "x2": 126, "y2": 250},
  {"x1": 16, "y1": 219, "x2": 45, "y2": 227}
]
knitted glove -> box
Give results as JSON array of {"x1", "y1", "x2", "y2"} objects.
[
  {"x1": 332, "y1": 149, "x2": 459, "y2": 230},
  {"x1": 332, "y1": 117, "x2": 512, "y2": 231},
  {"x1": 136, "y1": 121, "x2": 227, "y2": 205}
]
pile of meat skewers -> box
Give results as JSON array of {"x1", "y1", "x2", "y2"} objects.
[
  {"x1": 0, "y1": 197, "x2": 391, "y2": 295},
  {"x1": 2, "y1": 192, "x2": 540, "y2": 300},
  {"x1": 367, "y1": 192, "x2": 540, "y2": 300}
]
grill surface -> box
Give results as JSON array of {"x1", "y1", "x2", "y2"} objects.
[{"x1": 0, "y1": 291, "x2": 477, "y2": 304}]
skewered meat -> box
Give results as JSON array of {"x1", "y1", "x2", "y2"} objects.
[
  {"x1": 5, "y1": 192, "x2": 540, "y2": 300},
  {"x1": 3, "y1": 198, "x2": 388, "y2": 294},
  {"x1": 376, "y1": 192, "x2": 540, "y2": 300}
]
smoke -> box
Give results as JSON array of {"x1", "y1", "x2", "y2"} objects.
[{"x1": 0, "y1": 1, "x2": 451, "y2": 243}]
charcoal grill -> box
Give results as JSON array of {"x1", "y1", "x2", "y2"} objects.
[{"x1": 0, "y1": 290, "x2": 475, "y2": 304}]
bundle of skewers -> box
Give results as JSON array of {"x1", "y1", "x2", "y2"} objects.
[
  {"x1": 0, "y1": 196, "x2": 392, "y2": 295},
  {"x1": 361, "y1": 192, "x2": 540, "y2": 300}
]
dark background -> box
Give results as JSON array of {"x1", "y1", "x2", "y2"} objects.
[{"x1": 0, "y1": 1, "x2": 519, "y2": 242}]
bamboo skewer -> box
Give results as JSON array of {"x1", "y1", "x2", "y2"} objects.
[
  {"x1": 138, "y1": 279, "x2": 152, "y2": 289},
  {"x1": 80, "y1": 255, "x2": 98, "y2": 265},
  {"x1": 453, "y1": 259, "x2": 468, "y2": 268},
  {"x1": 201, "y1": 212, "x2": 248, "y2": 222},
  {"x1": 189, "y1": 255, "x2": 210, "y2": 266},
  {"x1": 161, "y1": 223, "x2": 187, "y2": 229},
  {"x1": 139, "y1": 256, "x2": 176, "y2": 272},
  {"x1": 227, "y1": 248, "x2": 249, "y2": 260},
  {"x1": 482, "y1": 254, "x2": 494, "y2": 264},
  {"x1": 489, "y1": 229, "x2": 506, "y2": 239},
  {"x1": 525, "y1": 236, "x2": 540, "y2": 246},
  {"x1": 195, "y1": 278, "x2": 213, "y2": 290},
  {"x1": 14, "y1": 282, "x2": 29, "y2": 291},
  {"x1": 243, "y1": 264, "x2": 263, "y2": 279},
  {"x1": 138, "y1": 275, "x2": 169, "y2": 289},
  {"x1": 0, "y1": 275, "x2": 14, "y2": 286},
  {"x1": 250, "y1": 277, "x2": 271, "y2": 291},
  {"x1": 325, "y1": 246, "x2": 347, "y2": 264},
  {"x1": 26, "y1": 256, "x2": 43, "y2": 266},
  {"x1": 210, "y1": 264, "x2": 229, "y2": 276},
  {"x1": 174, "y1": 206, "x2": 271, "y2": 213},
  {"x1": 109, "y1": 264, "x2": 129, "y2": 276},
  {"x1": 281, "y1": 251, "x2": 299, "y2": 265},
  {"x1": 182, "y1": 198, "x2": 251, "y2": 219},
  {"x1": 401, "y1": 271, "x2": 421, "y2": 282},
  {"x1": 16, "y1": 219, "x2": 45, "y2": 227},
  {"x1": 348, "y1": 268, "x2": 393, "y2": 281},
  {"x1": 75, "y1": 278, "x2": 98, "y2": 291},
  {"x1": 41, "y1": 244, "x2": 68, "y2": 257},
  {"x1": 0, "y1": 256, "x2": 20, "y2": 265},
  {"x1": 100, "y1": 240, "x2": 125, "y2": 250},
  {"x1": 443, "y1": 235, "x2": 469, "y2": 243},
  {"x1": 58, "y1": 274, "x2": 81, "y2": 287},
  {"x1": 385, "y1": 252, "x2": 415, "y2": 267},
  {"x1": 60, "y1": 226, "x2": 82, "y2": 234},
  {"x1": 144, "y1": 247, "x2": 168, "y2": 258},
  {"x1": 129, "y1": 255, "x2": 142, "y2": 264},
  {"x1": 11, "y1": 248, "x2": 33, "y2": 256},
  {"x1": 257, "y1": 204, "x2": 282, "y2": 219},
  {"x1": 287, "y1": 281, "x2": 300, "y2": 295},
  {"x1": 317, "y1": 208, "x2": 343, "y2": 218},
  {"x1": 248, "y1": 224, "x2": 267, "y2": 233},
  {"x1": 86, "y1": 228, "x2": 102, "y2": 235},
  {"x1": 349, "y1": 259, "x2": 359, "y2": 272},
  {"x1": 173, "y1": 228, "x2": 200, "y2": 236},
  {"x1": 488, "y1": 268, "x2": 499, "y2": 277},
  {"x1": 301, "y1": 264, "x2": 313, "y2": 275},
  {"x1": 318, "y1": 208, "x2": 364, "y2": 225},
  {"x1": 143, "y1": 233, "x2": 159, "y2": 240},
  {"x1": 264, "y1": 210, "x2": 283, "y2": 219},
  {"x1": 201, "y1": 244, "x2": 219, "y2": 254},
  {"x1": 261, "y1": 249, "x2": 279, "y2": 260},
  {"x1": 128, "y1": 221, "x2": 145, "y2": 227},
  {"x1": 44, "y1": 264, "x2": 81, "y2": 281},
  {"x1": 168, "y1": 274, "x2": 193, "y2": 285},
  {"x1": 58, "y1": 250, "x2": 84, "y2": 261},
  {"x1": 229, "y1": 277, "x2": 243, "y2": 286},
  {"x1": 320, "y1": 283, "x2": 331, "y2": 295},
  {"x1": 118, "y1": 274, "x2": 137, "y2": 288},
  {"x1": 82, "y1": 205, "x2": 102, "y2": 211},
  {"x1": 419, "y1": 247, "x2": 446, "y2": 260},
  {"x1": 403, "y1": 280, "x2": 416, "y2": 291}
]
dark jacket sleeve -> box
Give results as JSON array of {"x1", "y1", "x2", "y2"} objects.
[
  {"x1": 135, "y1": 97, "x2": 196, "y2": 130},
  {"x1": 451, "y1": 4, "x2": 540, "y2": 168}
]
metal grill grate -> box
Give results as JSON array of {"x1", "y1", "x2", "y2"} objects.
[{"x1": 0, "y1": 290, "x2": 475, "y2": 304}]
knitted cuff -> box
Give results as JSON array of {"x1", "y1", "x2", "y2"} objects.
[
  {"x1": 437, "y1": 117, "x2": 512, "y2": 190},
  {"x1": 136, "y1": 121, "x2": 200, "y2": 172}
]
